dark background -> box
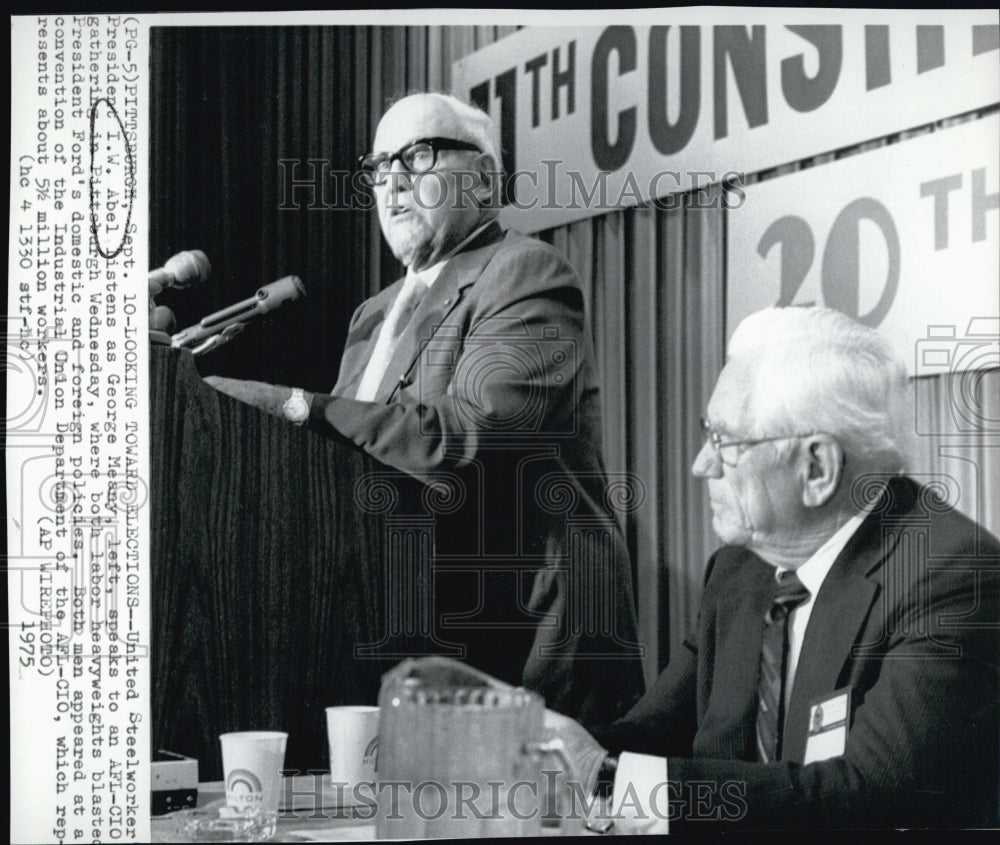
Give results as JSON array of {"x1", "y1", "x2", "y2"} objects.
[
  {"x1": 150, "y1": 26, "x2": 399, "y2": 391},
  {"x1": 149, "y1": 26, "x2": 415, "y2": 777}
]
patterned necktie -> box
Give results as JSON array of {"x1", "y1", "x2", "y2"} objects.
[{"x1": 756, "y1": 570, "x2": 811, "y2": 763}]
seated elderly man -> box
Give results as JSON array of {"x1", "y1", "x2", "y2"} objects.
[
  {"x1": 554, "y1": 306, "x2": 999, "y2": 831},
  {"x1": 206, "y1": 92, "x2": 645, "y2": 724}
]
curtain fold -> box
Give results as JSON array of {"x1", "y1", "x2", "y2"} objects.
[{"x1": 151, "y1": 26, "x2": 394, "y2": 392}]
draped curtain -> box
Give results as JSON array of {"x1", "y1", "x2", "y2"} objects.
[
  {"x1": 151, "y1": 25, "x2": 999, "y2": 686},
  {"x1": 542, "y1": 200, "x2": 725, "y2": 671}
]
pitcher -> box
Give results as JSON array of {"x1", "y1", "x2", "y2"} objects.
[{"x1": 376, "y1": 658, "x2": 576, "y2": 838}]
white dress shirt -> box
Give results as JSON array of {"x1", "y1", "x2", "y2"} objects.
[{"x1": 781, "y1": 502, "x2": 876, "y2": 709}]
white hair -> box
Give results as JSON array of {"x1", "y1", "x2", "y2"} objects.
[{"x1": 727, "y1": 306, "x2": 910, "y2": 474}]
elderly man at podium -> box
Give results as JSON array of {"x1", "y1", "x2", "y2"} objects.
[{"x1": 206, "y1": 92, "x2": 645, "y2": 724}]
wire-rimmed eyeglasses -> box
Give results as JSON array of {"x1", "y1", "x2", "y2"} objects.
[
  {"x1": 358, "y1": 137, "x2": 481, "y2": 186},
  {"x1": 699, "y1": 416, "x2": 820, "y2": 467}
]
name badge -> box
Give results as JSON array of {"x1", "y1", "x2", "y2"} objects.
[{"x1": 803, "y1": 688, "x2": 852, "y2": 764}]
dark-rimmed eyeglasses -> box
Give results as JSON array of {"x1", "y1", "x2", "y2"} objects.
[
  {"x1": 699, "y1": 417, "x2": 819, "y2": 467},
  {"x1": 358, "y1": 137, "x2": 481, "y2": 186}
]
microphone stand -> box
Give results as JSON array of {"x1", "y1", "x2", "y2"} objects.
[{"x1": 186, "y1": 323, "x2": 246, "y2": 357}]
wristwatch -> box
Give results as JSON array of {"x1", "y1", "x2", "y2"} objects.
[{"x1": 282, "y1": 387, "x2": 310, "y2": 425}]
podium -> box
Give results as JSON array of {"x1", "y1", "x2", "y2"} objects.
[{"x1": 150, "y1": 346, "x2": 408, "y2": 779}]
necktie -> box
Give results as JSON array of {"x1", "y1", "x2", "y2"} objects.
[
  {"x1": 390, "y1": 279, "x2": 427, "y2": 340},
  {"x1": 354, "y1": 274, "x2": 429, "y2": 401},
  {"x1": 756, "y1": 570, "x2": 811, "y2": 763}
]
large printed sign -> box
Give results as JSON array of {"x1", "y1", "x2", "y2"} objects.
[
  {"x1": 452, "y1": 14, "x2": 1000, "y2": 233},
  {"x1": 726, "y1": 114, "x2": 999, "y2": 376}
]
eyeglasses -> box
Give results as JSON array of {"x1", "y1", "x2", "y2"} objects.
[
  {"x1": 699, "y1": 417, "x2": 818, "y2": 467},
  {"x1": 358, "y1": 137, "x2": 482, "y2": 186}
]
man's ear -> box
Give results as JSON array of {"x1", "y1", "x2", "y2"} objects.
[
  {"x1": 474, "y1": 153, "x2": 503, "y2": 206},
  {"x1": 800, "y1": 435, "x2": 844, "y2": 508}
]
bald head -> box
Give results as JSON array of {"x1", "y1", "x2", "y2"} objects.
[{"x1": 374, "y1": 93, "x2": 502, "y2": 168}]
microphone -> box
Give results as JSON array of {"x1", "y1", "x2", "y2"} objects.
[
  {"x1": 149, "y1": 250, "x2": 212, "y2": 296},
  {"x1": 171, "y1": 275, "x2": 306, "y2": 353},
  {"x1": 151, "y1": 305, "x2": 177, "y2": 334}
]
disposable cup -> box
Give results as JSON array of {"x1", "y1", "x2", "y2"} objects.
[
  {"x1": 219, "y1": 730, "x2": 288, "y2": 829},
  {"x1": 325, "y1": 706, "x2": 379, "y2": 804}
]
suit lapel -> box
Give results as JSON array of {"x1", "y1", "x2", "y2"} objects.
[
  {"x1": 782, "y1": 480, "x2": 910, "y2": 762},
  {"x1": 374, "y1": 223, "x2": 507, "y2": 403},
  {"x1": 333, "y1": 282, "x2": 401, "y2": 398}
]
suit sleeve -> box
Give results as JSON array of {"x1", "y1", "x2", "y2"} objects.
[
  {"x1": 588, "y1": 553, "x2": 724, "y2": 756},
  {"x1": 666, "y1": 543, "x2": 1000, "y2": 830},
  {"x1": 588, "y1": 638, "x2": 699, "y2": 758},
  {"x1": 306, "y1": 242, "x2": 585, "y2": 477}
]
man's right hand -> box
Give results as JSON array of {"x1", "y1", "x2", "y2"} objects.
[
  {"x1": 204, "y1": 375, "x2": 295, "y2": 419},
  {"x1": 542, "y1": 709, "x2": 609, "y2": 796}
]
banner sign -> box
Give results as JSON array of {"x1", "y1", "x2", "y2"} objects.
[
  {"x1": 451, "y1": 14, "x2": 1000, "y2": 233},
  {"x1": 726, "y1": 114, "x2": 999, "y2": 377}
]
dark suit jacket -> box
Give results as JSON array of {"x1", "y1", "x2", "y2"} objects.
[
  {"x1": 592, "y1": 476, "x2": 1000, "y2": 829},
  {"x1": 307, "y1": 222, "x2": 645, "y2": 724}
]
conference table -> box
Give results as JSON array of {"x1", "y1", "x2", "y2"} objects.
[
  {"x1": 150, "y1": 776, "x2": 615, "y2": 841},
  {"x1": 151, "y1": 778, "x2": 377, "y2": 842}
]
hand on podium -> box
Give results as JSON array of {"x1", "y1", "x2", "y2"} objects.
[{"x1": 204, "y1": 376, "x2": 313, "y2": 425}]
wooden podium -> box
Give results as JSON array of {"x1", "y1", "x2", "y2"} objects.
[{"x1": 150, "y1": 345, "x2": 412, "y2": 779}]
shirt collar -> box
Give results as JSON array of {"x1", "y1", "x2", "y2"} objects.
[
  {"x1": 779, "y1": 486, "x2": 884, "y2": 595},
  {"x1": 406, "y1": 219, "x2": 496, "y2": 289}
]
